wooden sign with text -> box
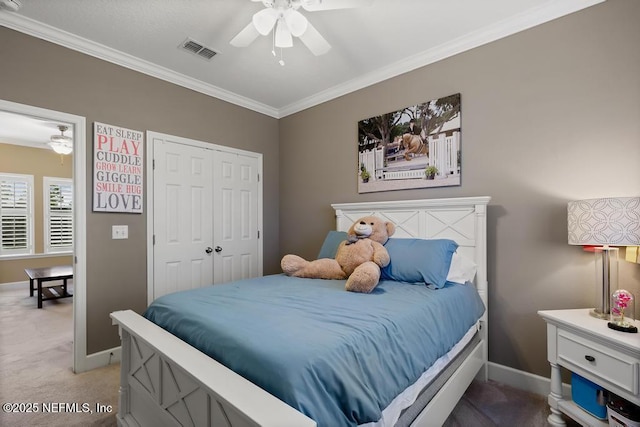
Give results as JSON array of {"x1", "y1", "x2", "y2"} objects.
[{"x1": 93, "y1": 122, "x2": 144, "y2": 213}]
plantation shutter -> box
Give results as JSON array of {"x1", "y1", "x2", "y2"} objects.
[
  {"x1": 0, "y1": 174, "x2": 33, "y2": 255},
  {"x1": 45, "y1": 178, "x2": 73, "y2": 253}
]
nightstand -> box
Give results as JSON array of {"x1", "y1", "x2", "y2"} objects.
[{"x1": 538, "y1": 309, "x2": 640, "y2": 427}]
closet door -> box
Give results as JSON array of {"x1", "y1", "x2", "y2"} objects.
[
  {"x1": 152, "y1": 137, "x2": 214, "y2": 299},
  {"x1": 212, "y1": 150, "x2": 260, "y2": 284}
]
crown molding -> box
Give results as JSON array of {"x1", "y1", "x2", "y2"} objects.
[
  {"x1": 0, "y1": 12, "x2": 280, "y2": 118},
  {"x1": 1, "y1": 0, "x2": 605, "y2": 119}
]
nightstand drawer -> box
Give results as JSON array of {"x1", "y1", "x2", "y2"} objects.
[{"x1": 558, "y1": 330, "x2": 639, "y2": 395}]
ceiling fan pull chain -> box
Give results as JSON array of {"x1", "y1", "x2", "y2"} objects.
[{"x1": 271, "y1": 28, "x2": 276, "y2": 57}]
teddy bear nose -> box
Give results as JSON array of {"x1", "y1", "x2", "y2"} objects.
[{"x1": 359, "y1": 221, "x2": 366, "y2": 224}]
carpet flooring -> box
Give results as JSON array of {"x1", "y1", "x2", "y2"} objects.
[{"x1": 0, "y1": 285, "x2": 573, "y2": 426}]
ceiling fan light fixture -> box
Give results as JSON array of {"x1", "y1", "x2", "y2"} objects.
[
  {"x1": 284, "y1": 9, "x2": 308, "y2": 37},
  {"x1": 275, "y1": 19, "x2": 293, "y2": 48},
  {"x1": 49, "y1": 141, "x2": 73, "y2": 155},
  {"x1": 252, "y1": 8, "x2": 279, "y2": 35},
  {"x1": 49, "y1": 125, "x2": 73, "y2": 155},
  {"x1": 232, "y1": 0, "x2": 373, "y2": 57}
]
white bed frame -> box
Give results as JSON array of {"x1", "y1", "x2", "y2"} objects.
[{"x1": 111, "y1": 196, "x2": 490, "y2": 427}]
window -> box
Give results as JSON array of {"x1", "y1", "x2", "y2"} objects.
[
  {"x1": 0, "y1": 173, "x2": 34, "y2": 256},
  {"x1": 44, "y1": 177, "x2": 73, "y2": 253}
]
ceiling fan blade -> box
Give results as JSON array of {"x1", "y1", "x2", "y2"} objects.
[
  {"x1": 301, "y1": 0, "x2": 373, "y2": 12},
  {"x1": 299, "y1": 21, "x2": 330, "y2": 55},
  {"x1": 252, "y1": 7, "x2": 279, "y2": 35},
  {"x1": 284, "y1": 9, "x2": 308, "y2": 37},
  {"x1": 275, "y1": 19, "x2": 293, "y2": 48},
  {"x1": 230, "y1": 22, "x2": 260, "y2": 47}
]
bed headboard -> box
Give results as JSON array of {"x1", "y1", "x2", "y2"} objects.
[{"x1": 332, "y1": 196, "x2": 491, "y2": 319}]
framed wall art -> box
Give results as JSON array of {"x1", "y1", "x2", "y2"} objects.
[
  {"x1": 357, "y1": 93, "x2": 461, "y2": 193},
  {"x1": 93, "y1": 122, "x2": 144, "y2": 213}
]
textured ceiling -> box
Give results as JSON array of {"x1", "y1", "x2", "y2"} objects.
[{"x1": 0, "y1": 0, "x2": 604, "y2": 118}]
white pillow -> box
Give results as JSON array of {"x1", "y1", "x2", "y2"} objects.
[{"x1": 446, "y1": 252, "x2": 477, "y2": 284}]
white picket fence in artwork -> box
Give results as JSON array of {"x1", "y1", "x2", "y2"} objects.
[
  {"x1": 359, "y1": 131, "x2": 460, "y2": 181},
  {"x1": 429, "y1": 131, "x2": 460, "y2": 178},
  {"x1": 359, "y1": 147, "x2": 384, "y2": 180}
]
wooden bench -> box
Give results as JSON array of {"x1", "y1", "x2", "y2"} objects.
[{"x1": 25, "y1": 265, "x2": 73, "y2": 309}]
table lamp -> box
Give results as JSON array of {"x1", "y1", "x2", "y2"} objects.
[{"x1": 568, "y1": 197, "x2": 640, "y2": 319}]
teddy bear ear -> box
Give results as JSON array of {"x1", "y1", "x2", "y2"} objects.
[{"x1": 386, "y1": 222, "x2": 396, "y2": 236}]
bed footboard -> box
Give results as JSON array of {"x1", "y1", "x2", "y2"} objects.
[{"x1": 111, "y1": 310, "x2": 316, "y2": 427}]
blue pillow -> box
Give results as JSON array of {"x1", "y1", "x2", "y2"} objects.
[
  {"x1": 381, "y1": 238, "x2": 458, "y2": 288},
  {"x1": 317, "y1": 231, "x2": 348, "y2": 259}
]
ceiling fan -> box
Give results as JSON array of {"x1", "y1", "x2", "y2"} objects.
[
  {"x1": 230, "y1": 0, "x2": 373, "y2": 57},
  {"x1": 48, "y1": 125, "x2": 73, "y2": 155}
]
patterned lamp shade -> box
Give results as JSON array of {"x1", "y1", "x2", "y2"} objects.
[{"x1": 568, "y1": 197, "x2": 640, "y2": 246}]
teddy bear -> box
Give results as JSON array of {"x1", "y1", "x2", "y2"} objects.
[{"x1": 281, "y1": 216, "x2": 396, "y2": 293}]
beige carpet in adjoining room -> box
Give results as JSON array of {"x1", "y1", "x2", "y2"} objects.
[
  {"x1": 0, "y1": 285, "x2": 118, "y2": 427},
  {"x1": 1, "y1": 284, "x2": 568, "y2": 426}
]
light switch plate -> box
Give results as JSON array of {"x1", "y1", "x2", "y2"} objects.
[{"x1": 112, "y1": 225, "x2": 128, "y2": 239}]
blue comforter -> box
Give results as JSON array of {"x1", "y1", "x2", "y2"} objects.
[{"x1": 144, "y1": 275, "x2": 485, "y2": 427}]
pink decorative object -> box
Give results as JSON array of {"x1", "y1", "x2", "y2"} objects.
[
  {"x1": 609, "y1": 289, "x2": 637, "y2": 333},
  {"x1": 612, "y1": 290, "x2": 633, "y2": 319}
]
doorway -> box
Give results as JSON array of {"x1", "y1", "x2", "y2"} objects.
[
  {"x1": 146, "y1": 131, "x2": 263, "y2": 302},
  {"x1": 0, "y1": 99, "x2": 87, "y2": 373}
]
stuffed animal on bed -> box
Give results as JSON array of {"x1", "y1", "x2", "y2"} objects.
[{"x1": 281, "y1": 216, "x2": 396, "y2": 293}]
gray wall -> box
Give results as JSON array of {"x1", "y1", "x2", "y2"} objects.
[
  {"x1": 279, "y1": 0, "x2": 640, "y2": 377},
  {"x1": 0, "y1": 27, "x2": 280, "y2": 353}
]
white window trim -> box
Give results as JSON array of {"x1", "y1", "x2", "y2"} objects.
[
  {"x1": 43, "y1": 176, "x2": 73, "y2": 254},
  {"x1": 0, "y1": 172, "x2": 34, "y2": 257}
]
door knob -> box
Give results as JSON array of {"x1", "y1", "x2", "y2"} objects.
[
  {"x1": 205, "y1": 247, "x2": 213, "y2": 254},
  {"x1": 215, "y1": 246, "x2": 223, "y2": 253}
]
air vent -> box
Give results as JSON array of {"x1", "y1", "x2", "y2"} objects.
[{"x1": 179, "y1": 38, "x2": 218, "y2": 60}]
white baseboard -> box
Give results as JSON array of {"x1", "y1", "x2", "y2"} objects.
[
  {"x1": 488, "y1": 361, "x2": 571, "y2": 398},
  {"x1": 80, "y1": 346, "x2": 121, "y2": 372}
]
